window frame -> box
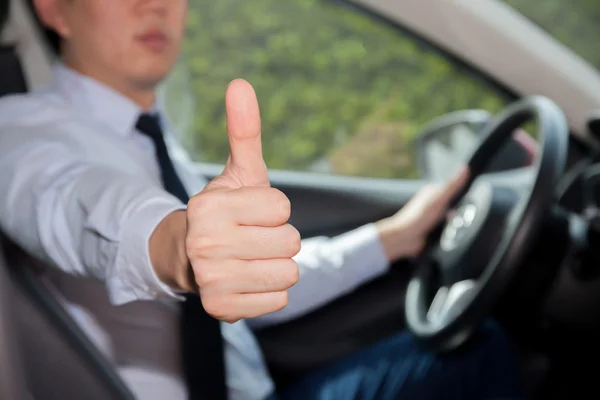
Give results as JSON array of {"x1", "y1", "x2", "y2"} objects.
[
  {"x1": 328, "y1": 0, "x2": 519, "y2": 103},
  {"x1": 334, "y1": 0, "x2": 593, "y2": 167}
]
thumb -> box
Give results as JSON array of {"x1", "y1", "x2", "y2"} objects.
[{"x1": 223, "y1": 79, "x2": 269, "y2": 187}]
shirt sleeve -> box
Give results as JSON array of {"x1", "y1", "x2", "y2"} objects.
[
  {"x1": 247, "y1": 223, "x2": 390, "y2": 329},
  {"x1": 0, "y1": 126, "x2": 185, "y2": 305}
]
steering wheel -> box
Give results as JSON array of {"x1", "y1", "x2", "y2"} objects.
[{"x1": 404, "y1": 96, "x2": 568, "y2": 351}]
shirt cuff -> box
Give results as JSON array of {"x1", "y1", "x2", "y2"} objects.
[
  {"x1": 108, "y1": 198, "x2": 186, "y2": 305},
  {"x1": 328, "y1": 222, "x2": 390, "y2": 285}
]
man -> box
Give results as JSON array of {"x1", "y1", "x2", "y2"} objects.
[{"x1": 0, "y1": 0, "x2": 523, "y2": 399}]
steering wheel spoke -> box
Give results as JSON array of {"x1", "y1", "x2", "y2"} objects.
[
  {"x1": 429, "y1": 244, "x2": 465, "y2": 286},
  {"x1": 426, "y1": 280, "x2": 477, "y2": 326}
]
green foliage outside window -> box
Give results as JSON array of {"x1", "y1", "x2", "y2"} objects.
[{"x1": 162, "y1": 0, "x2": 594, "y2": 179}]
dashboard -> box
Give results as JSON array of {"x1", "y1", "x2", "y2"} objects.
[
  {"x1": 556, "y1": 141, "x2": 600, "y2": 215},
  {"x1": 528, "y1": 114, "x2": 600, "y2": 335}
]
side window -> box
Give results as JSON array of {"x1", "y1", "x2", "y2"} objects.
[{"x1": 162, "y1": 0, "x2": 510, "y2": 179}]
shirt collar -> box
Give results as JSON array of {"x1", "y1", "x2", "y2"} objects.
[{"x1": 50, "y1": 62, "x2": 163, "y2": 137}]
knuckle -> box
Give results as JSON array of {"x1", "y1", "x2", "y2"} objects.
[
  {"x1": 282, "y1": 259, "x2": 299, "y2": 287},
  {"x1": 272, "y1": 291, "x2": 289, "y2": 312},
  {"x1": 271, "y1": 188, "x2": 291, "y2": 220},
  {"x1": 192, "y1": 261, "x2": 232, "y2": 292},
  {"x1": 285, "y1": 225, "x2": 302, "y2": 255},
  {"x1": 186, "y1": 234, "x2": 221, "y2": 260},
  {"x1": 200, "y1": 293, "x2": 233, "y2": 322},
  {"x1": 199, "y1": 293, "x2": 221, "y2": 317},
  {"x1": 188, "y1": 191, "x2": 222, "y2": 219},
  {"x1": 193, "y1": 269, "x2": 212, "y2": 288},
  {"x1": 192, "y1": 264, "x2": 219, "y2": 288},
  {"x1": 187, "y1": 195, "x2": 206, "y2": 218},
  {"x1": 184, "y1": 235, "x2": 193, "y2": 253}
]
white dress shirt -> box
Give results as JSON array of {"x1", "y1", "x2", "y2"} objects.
[{"x1": 0, "y1": 64, "x2": 390, "y2": 400}]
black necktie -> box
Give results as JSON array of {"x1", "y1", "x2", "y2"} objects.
[{"x1": 136, "y1": 113, "x2": 227, "y2": 400}]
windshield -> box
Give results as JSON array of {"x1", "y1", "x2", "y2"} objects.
[{"x1": 503, "y1": 0, "x2": 600, "y2": 71}]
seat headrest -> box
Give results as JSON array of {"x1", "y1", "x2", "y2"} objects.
[
  {"x1": 0, "y1": 0, "x2": 9, "y2": 33},
  {"x1": 0, "y1": 0, "x2": 28, "y2": 96},
  {"x1": 0, "y1": 46, "x2": 28, "y2": 96},
  {"x1": 0, "y1": 0, "x2": 55, "y2": 91}
]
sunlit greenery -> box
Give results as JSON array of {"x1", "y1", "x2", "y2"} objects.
[{"x1": 162, "y1": 0, "x2": 596, "y2": 179}]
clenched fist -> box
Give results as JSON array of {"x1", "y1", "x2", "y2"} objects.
[{"x1": 185, "y1": 79, "x2": 301, "y2": 323}]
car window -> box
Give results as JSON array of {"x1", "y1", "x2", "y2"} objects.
[
  {"x1": 161, "y1": 0, "x2": 510, "y2": 179},
  {"x1": 503, "y1": 0, "x2": 600, "y2": 72}
]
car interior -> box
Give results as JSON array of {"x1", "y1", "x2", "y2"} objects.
[{"x1": 2, "y1": 0, "x2": 600, "y2": 399}]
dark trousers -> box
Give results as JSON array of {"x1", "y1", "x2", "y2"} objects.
[{"x1": 270, "y1": 323, "x2": 523, "y2": 400}]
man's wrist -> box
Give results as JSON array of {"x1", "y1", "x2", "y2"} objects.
[
  {"x1": 374, "y1": 217, "x2": 421, "y2": 262},
  {"x1": 149, "y1": 210, "x2": 196, "y2": 293}
]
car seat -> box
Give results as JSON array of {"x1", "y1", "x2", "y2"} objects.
[{"x1": 0, "y1": 1, "x2": 134, "y2": 398}]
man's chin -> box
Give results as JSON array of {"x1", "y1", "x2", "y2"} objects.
[{"x1": 130, "y1": 70, "x2": 170, "y2": 91}]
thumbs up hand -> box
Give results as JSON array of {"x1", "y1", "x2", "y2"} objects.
[{"x1": 186, "y1": 79, "x2": 301, "y2": 323}]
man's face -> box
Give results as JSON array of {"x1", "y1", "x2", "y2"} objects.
[{"x1": 40, "y1": 0, "x2": 187, "y2": 92}]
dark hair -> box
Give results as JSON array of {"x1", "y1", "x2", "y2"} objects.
[
  {"x1": 0, "y1": 0, "x2": 9, "y2": 31},
  {"x1": 26, "y1": 0, "x2": 61, "y2": 55},
  {"x1": 44, "y1": 28, "x2": 61, "y2": 55}
]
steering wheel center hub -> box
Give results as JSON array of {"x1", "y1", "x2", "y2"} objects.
[
  {"x1": 438, "y1": 182, "x2": 518, "y2": 285},
  {"x1": 441, "y1": 202, "x2": 478, "y2": 252}
]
